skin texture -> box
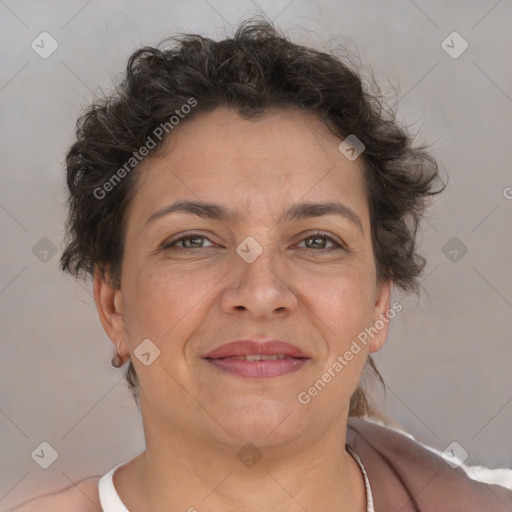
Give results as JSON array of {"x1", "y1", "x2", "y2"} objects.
[{"x1": 91, "y1": 107, "x2": 392, "y2": 512}]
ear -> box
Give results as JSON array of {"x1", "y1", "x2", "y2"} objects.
[
  {"x1": 368, "y1": 279, "x2": 392, "y2": 354},
  {"x1": 93, "y1": 267, "x2": 129, "y2": 362}
]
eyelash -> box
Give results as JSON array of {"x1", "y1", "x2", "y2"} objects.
[{"x1": 162, "y1": 230, "x2": 347, "y2": 252}]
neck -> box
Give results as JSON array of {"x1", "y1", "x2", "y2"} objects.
[{"x1": 115, "y1": 417, "x2": 367, "y2": 512}]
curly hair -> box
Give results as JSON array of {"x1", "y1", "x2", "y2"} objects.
[{"x1": 60, "y1": 19, "x2": 444, "y2": 417}]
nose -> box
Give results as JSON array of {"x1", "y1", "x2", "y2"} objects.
[{"x1": 220, "y1": 243, "x2": 299, "y2": 319}]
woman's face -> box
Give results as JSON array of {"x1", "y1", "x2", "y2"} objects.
[{"x1": 96, "y1": 107, "x2": 391, "y2": 449}]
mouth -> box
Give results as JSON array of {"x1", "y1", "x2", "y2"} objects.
[
  {"x1": 218, "y1": 354, "x2": 297, "y2": 361},
  {"x1": 203, "y1": 340, "x2": 311, "y2": 378}
]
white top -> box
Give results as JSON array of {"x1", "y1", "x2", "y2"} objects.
[
  {"x1": 97, "y1": 460, "x2": 131, "y2": 512},
  {"x1": 98, "y1": 448, "x2": 374, "y2": 512}
]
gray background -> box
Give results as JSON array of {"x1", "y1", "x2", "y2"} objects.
[{"x1": 1, "y1": 0, "x2": 511, "y2": 508}]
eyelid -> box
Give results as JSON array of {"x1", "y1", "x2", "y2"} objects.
[
  {"x1": 295, "y1": 230, "x2": 349, "y2": 251},
  {"x1": 161, "y1": 230, "x2": 218, "y2": 249}
]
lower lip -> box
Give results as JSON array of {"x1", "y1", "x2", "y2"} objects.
[{"x1": 205, "y1": 357, "x2": 309, "y2": 378}]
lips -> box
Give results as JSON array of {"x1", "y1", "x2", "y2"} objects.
[
  {"x1": 203, "y1": 340, "x2": 310, "y2": 378},
  {"x1": 202, "y1": 340, "x2": 310, "y2": 360}
]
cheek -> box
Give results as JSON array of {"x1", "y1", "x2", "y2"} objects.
[
  {"x1": 296, "y1": 274, "x2": 375, "y2": 417},
  {"x1": 120, "y1": 265, "x2": 209, "y2": 399},
  {"x1": 301, "y1": 266, "x2": 377, "y2": 342},
  {"x1": 121, "y1": 260, "x2": 218, "y2": 350}
]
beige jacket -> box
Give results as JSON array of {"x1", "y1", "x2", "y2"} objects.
[{"x1": 346, "y1": 418, "x2": 512, "y2": 511}]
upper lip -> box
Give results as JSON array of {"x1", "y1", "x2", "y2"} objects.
[{"x1": 203, "y1": 340, "x2": 310, "y2": 359}]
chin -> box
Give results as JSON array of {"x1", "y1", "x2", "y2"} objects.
[{"x1": 217, "y1": 400, "x2": 303, "y2": 447}]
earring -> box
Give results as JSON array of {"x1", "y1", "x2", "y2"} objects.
[{"x1": 111, "y1": 342, "x2": 124, "y2": 368}]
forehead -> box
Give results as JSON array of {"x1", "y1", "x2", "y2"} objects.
[{"x1": 126, "y1": 107, "x2": 368, "y2": 227}]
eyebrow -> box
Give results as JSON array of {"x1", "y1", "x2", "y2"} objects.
[{"x1": 145, "y1": 199, "x2": 363, "y2": 232}]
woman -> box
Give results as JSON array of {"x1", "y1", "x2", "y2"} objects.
[{"x1": 12, "y1": 19, "x2": 512, "y2": 512}]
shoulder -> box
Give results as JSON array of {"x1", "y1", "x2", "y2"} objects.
[
  {"x1": 9, "y1": 476, "x2": 101, "y2": 512},
  {"x1": 347, "y1": 416, "x2": 512, "y2": 511}
]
